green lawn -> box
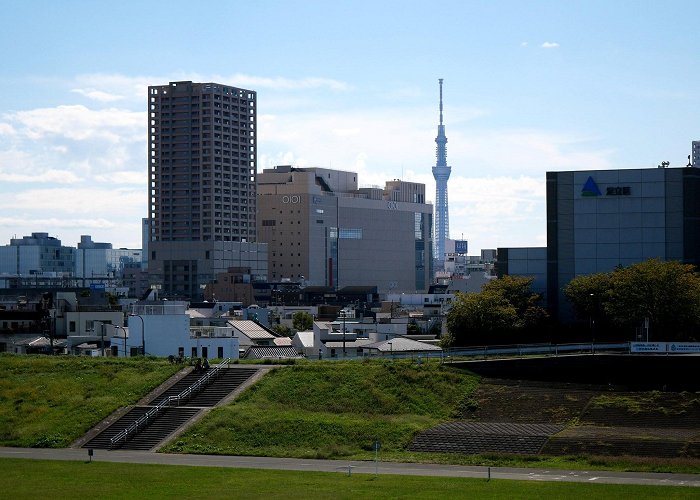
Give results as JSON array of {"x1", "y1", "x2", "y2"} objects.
[
  {"x1": 1, "y1": 458, "x2": 694, "y2": 499},
  {"x1": 0, "y1": 354, "x2": 181, "y2": 447},
  {"x1": 164, "y1": 359, "x2": 479, "y2": 458},
  {"x1": 1, "y1": 355, "x2": 698, "y2": 475}
]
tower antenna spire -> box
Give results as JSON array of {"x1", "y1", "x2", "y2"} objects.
[{"x1": 439, "y1": 78, "x2": 444, "y2": 126}]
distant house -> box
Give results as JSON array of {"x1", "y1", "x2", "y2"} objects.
[
  {"x1": 242, "y1": 345, "x2": 303, "y2": 360},
  {"x1": 360, "y1": 337, "x2": 442, "y2": 358},
  {"x1": 292, "y1": 330, "x2": 325, "y2": 358},
  {"x1": 229, "y1": 320, "x2": 277, "y2": 351}
]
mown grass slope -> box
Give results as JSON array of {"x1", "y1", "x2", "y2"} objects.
[
  {"x1": 164, "y1": 359, "x2": 479, "y2": 459},
  {"x1": 0, "y1": 354, "x2": 180, "y2": 447}
]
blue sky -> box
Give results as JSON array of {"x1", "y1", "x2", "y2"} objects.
[{"x1": 1, "y1": 1, "x2": 699, "y2": 252}]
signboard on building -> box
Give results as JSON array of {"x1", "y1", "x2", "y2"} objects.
[
  {"x1": 668, "y1": 342, "x2": 700, "y2": 353},
  {"x1": 630, "y1": 342, "x2": 700, "y2": 353},
  {"x1": 454, "y1": 240, "x2": 468, "y2": 254}
]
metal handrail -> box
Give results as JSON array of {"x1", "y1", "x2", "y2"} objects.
[{"x1": 109, "y1": 358, "x2": 230, "y2": 448}]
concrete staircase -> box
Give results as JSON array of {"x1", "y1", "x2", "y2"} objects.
[
  {"x1": 82, "y1": 406, "x2": 201, "y2": 450},
  {"x1": 149, "y1": 368, "x2": 258, "y2": 407},
  {"x1": 81, "y1": 367, "x2": 259, "y2": 451}
]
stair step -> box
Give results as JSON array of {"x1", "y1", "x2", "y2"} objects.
[{"x1": 83, "y1": 367, "x2": 259, "y2": 450}]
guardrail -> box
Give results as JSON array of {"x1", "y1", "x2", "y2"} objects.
[
  {"x1": 109, "y1": 358, "x2": 230, "y2": 449},
  {"x1": 445, "y1": 342, "x2": 630, "y2": 359},
  {"x1": 323, "y1": 342, "x2": 632, "y2": 362}
]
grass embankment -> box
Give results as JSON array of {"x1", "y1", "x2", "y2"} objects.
[
  {"x1": 3, "y1": 459, "x2": 694, "y2": 500},
  {"x1": 0, "y1": 354, "x2": 180, "y2": 447},
  {"x1": 164, "y1": 359, "x2": 478, "y2": 459}
]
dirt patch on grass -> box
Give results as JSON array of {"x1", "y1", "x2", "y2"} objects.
[
  {"x1": 458, "y1": 379, "x2": 600, "y2": 424},
  {"x1": 414, "y1": 378, "x2": 700, "y2": 459}
]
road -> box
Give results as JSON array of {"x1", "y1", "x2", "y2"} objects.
[{"x1": 0, "y1": 447, "x2": 697, "y2": 488}]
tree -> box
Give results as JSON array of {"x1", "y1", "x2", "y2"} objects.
[
  {"x1": 445, "y1": 291, "x2": 518, "y2": 347},
  {"x1": 292, "y1": 311, "x2": 314, "y2": 331},
  {"x1": 272, "y1": 324, "x2": 292, "y2": 336},
  {"x1": 564, "y1": 272, "x2": 613, "y2": 320},
  {"x1": 444, "y1": 276, "x2": 548, "y2": 347},
  {"x1": 563, "y1": 271, "x2": 614, "y2": 338},
  {"x1": 482, "y1": 276, "x2": 549, "y2": 330},
  {"x1": 564, "y1": 259, "x2": 700, "y2": 341},
  {"x1": 606, "y1": 259, "x2": 700, "y2": 340}
]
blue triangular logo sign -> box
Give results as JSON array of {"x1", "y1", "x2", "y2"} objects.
[{"x1": 581, "y1": 176, "x2": 602, "y2": 197}]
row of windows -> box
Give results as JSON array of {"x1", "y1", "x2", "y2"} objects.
[{"x1": 339, "y1": 228, "x2": 362, "y2": 239}]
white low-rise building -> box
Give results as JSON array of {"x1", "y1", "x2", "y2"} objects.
[{"x1": 113, "y1": 302, "x2": 240, "y2": 360}]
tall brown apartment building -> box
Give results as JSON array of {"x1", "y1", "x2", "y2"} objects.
[{"x1": 147, "y1": 81, "x2": 267, "y2": 298}]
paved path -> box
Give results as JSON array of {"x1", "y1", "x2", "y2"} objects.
[{"x1": 0, "y1": 447, "x2": 697, "y2": 488}]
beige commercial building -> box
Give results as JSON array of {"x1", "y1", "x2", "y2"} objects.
[{"x1": 257, "y1": 166, "x2": 433, "y2": 293}]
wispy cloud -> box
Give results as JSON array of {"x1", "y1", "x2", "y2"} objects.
[
  {"x1": 68, "y1": 72, "x2": 351, "y2": 103},
  {"x1": 228, "y1": 75, "x2": 350, "y2": 91},
  {"x1": 541, "y1": 41, "x2": 560, "y2": 49},
  {"x1": 71, "y1": 88, "x2": 124, "y2": 102},
  {"x1": 4, "y1": 105, "x2": 143, "y2": 141},
  {"x1": 0, "y1": 123, "x2": 16, "y2": 136},
  {"x1": 0, "y1": 168, "x2": 81, "y2": 184}
]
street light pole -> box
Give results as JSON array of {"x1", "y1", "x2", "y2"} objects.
[
  {"x1": 589, "y1": 293, "x2": 595, "y2": 352},
  {"x1": 129, "y1": 314, "x2": 145, "y2": 355},
  {"x1": 114, "y1": 325, "x2": 127, "y2": 357},
  {"x1": 342, "y1": 308, "x2": 346, "y2": 357}
]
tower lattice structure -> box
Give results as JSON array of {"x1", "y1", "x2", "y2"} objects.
[{"x1": 432, "y1": 78, "x2": 451, "y2": 266}]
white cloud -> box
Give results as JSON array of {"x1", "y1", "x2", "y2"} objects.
[
  {"x1": 0, "y1": 123, "x2": 16, "y2": 135},
  {"x1": 541, "y1": 42, "x2": 560, "y2": 49},
  {"x1": 71, "y1": 88, "x2": 125, "y2": 102},
  {"x1": 0, "y1": 216, "x2": 116, "y2": 229},
  {"x1": 69, "y1": 72, "x2": 351, "y2": 104},
  {"x1": 4, "y1": 105, "x2": 143, "y2": 141},
  {"x1": 229, "y1": 75, "x2": 350, "y2": 91},
  {"x1": 0, "y1": 168, "x2": 81, "y2": 184},
  {"x1": 4, "y1": 187, "x2": 145, "y2": 215},
  {"x1": 0, "y1": 104, "x2": 146, "y2": 187}
]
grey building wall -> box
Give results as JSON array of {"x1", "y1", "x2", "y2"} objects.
[
  {"x1": 0, "y1": 233, "x2": 74, "y2": 276},
  {"x1": 547, "y1": 167, "x2": 699, "y2": 319},
  {"x1": 149, "y1": 240, "x2": 267, "y2": 298},
  {"x1": 496, "y1": 247, "x2": 547, "y2": 301}
]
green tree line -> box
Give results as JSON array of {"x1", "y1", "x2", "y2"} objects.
[
  {"x1": 564, "y1": 259, "x2": 700, "y2": 342},
  {"x1": 444, "y1": 259, "x2": 700, "y2": 346}
]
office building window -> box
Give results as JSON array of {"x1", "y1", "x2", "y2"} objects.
[{"x1": 339, "y1": 228, "x2": 362, "y2": 239}]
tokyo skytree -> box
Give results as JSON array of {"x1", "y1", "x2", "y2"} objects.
[{"x1": 432, "y1": 78, "x2": 451, "y2": 268}]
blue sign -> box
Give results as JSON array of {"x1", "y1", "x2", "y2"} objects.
[
  {"x1": 90, "y1": 283, "x2": 106, "y2": 290},
  {"x1": 454, "y1": 240, "x2": 468, "y2": 254}
]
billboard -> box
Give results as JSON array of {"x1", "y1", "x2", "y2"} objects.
[
  {"x1": 630, "y1": 342, "x2": 700, "y2": 353},
  {"x1": 454, "y1": 240, "x2": 468, "y2": 254}
]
